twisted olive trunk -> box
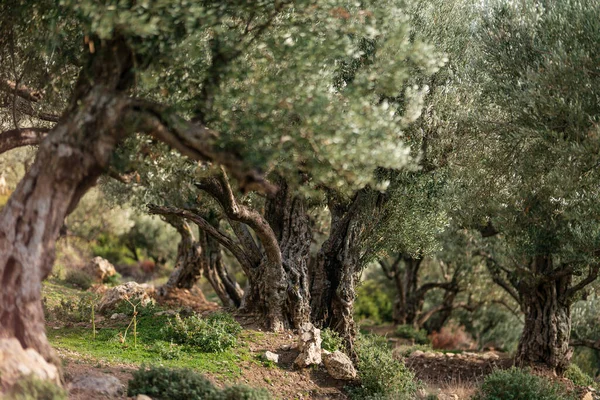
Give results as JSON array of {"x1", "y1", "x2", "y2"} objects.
[
  {"x1": 0, "y1": 38, "x2": 133, "y2": 364},
  {"x1": 516, "y1": 257, "x2": 573, "y2": 374}
]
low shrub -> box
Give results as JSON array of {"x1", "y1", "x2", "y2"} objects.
[
  {"x1": 429, "y1": 323, "x2": 473, "y2": 350},
  {"x1": 565, "y1": 363, "x2": 595, "y2": 388},
  {"x1": 64, "y1": 269, "x2": 93, "y2": 290},
  {"x1": 150, "y1": 340, "x2": 182, "y2": 360},
  {"x1": 127, "y1": 366, "x2": 271, "y2": 400},
  {"x1": 102, "y1": 272, "x2": 122, "y2": 286},
  {"x1": 349, "y1": 334, "x2": 419, "y2": 399},
  {"x1": 395, "y1": 325, "x2": 430, "y2": 345},
  {"x1": 322, "y1": 328, "x2": 344, "y2": 352},
  {"x1": 162, "y1": 312, "x2": 242, "y2": 352},
  {"x1": 473, "y1": 367, "x2": 575, "y2": 400},
  {"x1": 5, "y1": 375, "x2": 67, "y2": 400}
]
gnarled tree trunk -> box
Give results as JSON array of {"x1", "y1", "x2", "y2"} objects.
[
  {"x1": 0, "y1": 38, "x2": 134, "y2": 364},
  {"x1": 160, "y1": 217, "x2": 203, "y2": 292},
  {"x1": 516, "y1": 257, "x2": 572, "y2": 374},
  {"x1": 197, "y1": 219, "x2": 243, "y2": 308}
]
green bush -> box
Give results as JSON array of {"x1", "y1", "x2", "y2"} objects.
[
  {"x1": 322, "y1": 328, "x2": 344, "y2": 352},
  {"x1": 64, "y1": 269, "x2": 93, "y2": 290},
  {"x1": 395, "y1": 325, "x2": 430, "y2": 345},
  {"x1": 349, "y1": 334, "x2": 419, "y2": 399},
  {"x1": 103, "y1": 272, "x2": 122, "y2": 286},
  {"x1": 5, "y1": 375, "x2": 67, "y2": 400},
  {"x1": 354, "y1": 281, "x2": 393, "y2": 324},
  {"x1": 150, "y1": 340, "x2": 182, "y2": 360},
  {"x1": 565, "y1": 363, "x2": 595, "y2": 388},
  {"x1": 473, "y1": 367, "x2": 575, "y2": 400},
  {"x1": 163, "y1": 312, "x2": 242, "y2": 352},
  {"x1": 127, "y1": 366, "x2": 271, "y2": 400}
]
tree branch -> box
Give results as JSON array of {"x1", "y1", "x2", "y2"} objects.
[
  {"x1": 566, "y1": 264, "x2": 600, "y2": 299},
  {"x1": 0, "y1": 127, "x2": 49, "y2": 154},
  {"x1": 0, "y1": 79, "x2": 43, "y2": 102},
  {"x1": 569, "y1": 338, "x2": 600, "y2": 351},
  {"x1": 147, "y1": 204, "x2": 254, "y2": 274},
  {"x1": 129, "y1": 100, "x2": 276, "y2": 195}
]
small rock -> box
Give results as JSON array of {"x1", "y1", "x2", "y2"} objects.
[
  {"x1": 294, "y1": 322, "x2": 322, "y2": 368},
  {"x1": 110, "y1": 313, "x2": 127, "y2": 320},
  {"x1": 481, "y1": 351, "x2": 500, "y2": 360},
  {"x1": 84, "y1": 256, "x2": 117, "y2": 282},
  {"x1": 263, "y1": 351, "x2": 279, "y2": 363},
  {"x1": 68, "y1": 373, "x2": 124, "y2": 397},
  {"x1": 280, "y1": 344, "x2": 292, "y2": 351},
  {"x1": 410, "y1": 350, "x2": 425, "y2": 358},
  {"x1": 581, "y1": 392, "x2": 593, "y2": 400},
  {"x1": 154, "y1": 310, "x2": 177, "y2": 317},
  {"x1": 445, "y1": 352, "x2": 455, "y2": 358},
  {"x1": 323, "y1": 351, "x2": 357, "y2": 380},
  {"x1": 98, "y1": 282, "x2": 153, "y2": 314},
  {"x1": 136, "y1": 395, "x2": 153, "y2": 400},
  {"x1": 423, "y1": 351, "x2": 438, "y2": 358}
]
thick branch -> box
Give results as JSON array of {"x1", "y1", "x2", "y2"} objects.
[
  {"x1": 129, "y1": 100, "x2": 276, "y2": 195},
  {"x1": 0, "y1": 79, "x2": 43, "y2": 102},
  {"x1": 147, "y1": 204, "x2": 254, "y2": 274},
  {"x1": 570, "y1": 338, "x2": 600, "y2": 351},
  {"x1": 566, "y1": 265, "x2": 600, "y2": 298},
  {"x1": 0, "y1": 127, "x2": 49, "y2": 154}
]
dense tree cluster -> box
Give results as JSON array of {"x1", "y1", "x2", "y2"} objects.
[{"x1": 1, "y1": 0, "x2": 599, "y2": 377}]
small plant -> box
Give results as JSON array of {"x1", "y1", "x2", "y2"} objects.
[
  {"x1": 322, "y1": 328, "x2": 344, "y2": 352},
  {"x1": 121, "y1": 297, "x2": 141, "y2": 348},
  {"x1": 395, "y1": 325, "x2": 430, "y2": 345},
  {"x1": 472, "y1": 367, "x2": 575, "y2": 400},
  {"x1": 127, "y1": 366, "x2": 271, "y2": 400},
  {"x1": 150, "y1": 341, "x2": 182, "y2": 360},
  {"x1": 565, "y1": 363, "x2": 595, "y2": 388},
  {"x1": 162, "y1": 312, "x2": 242, "y2": 353},
  {"x1": 5, "y1": 374, "x2": 67, "y2": 400},
  {"x1": 102, "y1": 272, "x2": 121, "y2": 287},
  {"x1": 64, "y1": 269, "x2": 94, "y2": 290},
  {"x1": 349, "y1": 333, "x2": 419, "y2": 399}
]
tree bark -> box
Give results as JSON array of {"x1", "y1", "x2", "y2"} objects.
[
  {"x1": 0, "y1": 37, "x2": 134, "y2": 365},
  {"x1": 515, "y1": 257, "x2": 573, "y2": 374},
  {"x1": 196, "y1": 219, "x2": 243, "y2": 308},
  {"x1": 310, "y1": 193, "x2": 364, "y2": 354},
  {"x1": 160, "y1": 217, "x2": 203, "y2": 292}
]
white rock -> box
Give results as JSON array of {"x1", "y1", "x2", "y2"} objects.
[
  {"x1": 68, "y1": 373, "x2": 124, "y2": 396},
  {"x1": 323, "y1": 351, "x2": 357, "y2": 380},
  {"x1": 294, "y1": 322, "x2": 322, "y2": 368},
  {"x1": 280, "y1": 344, "x2": 292, "y2": 351},
  {"x1": 98, "y1": 282, "x2": 153, "y2": 314},
  {"x1": 0, "y1": 338, "x2": 60, "y2": 389},
  {"x1": 136, "y1": 395, "x2": 153, "y2": 400},
  {"x1": 423, "y1": 351, "x2": 438, "y2": 358},
  {"x1": 410, "y1": 350, "x2": 425, "y2": 358},
  {"x1": 84, "y1": 256, "x2": 117, "y2": 282},
  {"x1": 481, "y1": 351, "x2": 500, "y2": 360},
  {"x1": 263, "y1": 351, "x2": 279, "y2": 363},
  {"x1": 110, "y1": 313, "x2": 127, "y2": 320}
]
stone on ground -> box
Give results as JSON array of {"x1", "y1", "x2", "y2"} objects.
[
  {"x1": 323, "y1": 350, "x2": 356, "y2": 380},
  {"x1": 263, "y1": 351, "x2": 280, "y2": 363},
  {"x1": 84, "y1": 256, "x2": 117, "y2": 282},
  {"x1": 98, "y1": 281, "x2": 153, "y2": 314},
  {"x1": 294, "y1": 322, "x2": 322, "y2": 368},
  {"x1": 0, "y1": 338, "x2": 60, "y2": 389},
  {"x1": 68, "y1": 373, "x2": 124, "y2": 396}
]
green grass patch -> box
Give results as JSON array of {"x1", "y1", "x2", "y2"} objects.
[{"x1": 47, "y1": 314, "x2": 252, "y2": 379}]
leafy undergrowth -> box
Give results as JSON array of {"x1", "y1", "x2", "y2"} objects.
[{"x1": 47, "y1": 316, "x2": 254, "y2": 379}]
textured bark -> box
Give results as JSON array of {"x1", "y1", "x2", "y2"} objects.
[
  {"x1": 389, "y1": 256, "x2": 424, "y2": 326},
  {"x1": 0, "y1": 127, "x2": 49, "y2": 155},
  {"x1": 0, "y1": 38, "x2": 134, "y2": 365},
  {"x1": 161, "y1": 217, "x2": 203, "y2": 292},
  {"x1": 197, "y1": 220, "x2": 243, "y2": 308},
  {"x1": 310, "y1": 194, "x2": 363, "y2": 355},
  {"x1": 515, "y1": 257, "x2": 573, "y2": 374}
]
